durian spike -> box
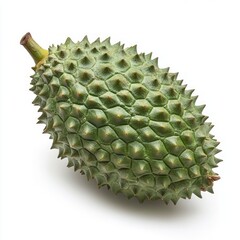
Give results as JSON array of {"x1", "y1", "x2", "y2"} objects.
[
  {"x1": 208, "y1": 174, "x2": 221, "y2": 182},
  {"x1": 20, "y1": 32, "x2": 48, "y2": 70}
]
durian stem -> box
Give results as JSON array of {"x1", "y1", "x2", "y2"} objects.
[{"x1": 20, "y1": 32, "x2": 48, "y2": 69}]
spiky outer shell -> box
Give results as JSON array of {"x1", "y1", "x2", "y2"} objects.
[{"x1": 29, "y1": 36, "x2": 221, "y2": 204}]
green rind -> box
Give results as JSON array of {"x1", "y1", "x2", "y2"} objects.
[{"x1": 30, "y1": 36, "x2": 221, "y2": 204}]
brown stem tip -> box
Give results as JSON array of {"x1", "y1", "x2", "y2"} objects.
[{"x1": 20, "y1": 32, "x2": 32, "y2": 45}]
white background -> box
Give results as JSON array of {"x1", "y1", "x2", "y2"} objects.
[{"x1": 0, "y1": 0, "x2": 239, "y2": 239}]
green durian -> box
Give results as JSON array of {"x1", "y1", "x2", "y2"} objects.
[{"x1": 21, "y1": 32, "x2": 221, "y2": 204}]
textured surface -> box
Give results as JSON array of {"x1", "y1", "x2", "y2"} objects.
[{"x1": 30, "y1": 36, "x2": 221, "y2": 203}]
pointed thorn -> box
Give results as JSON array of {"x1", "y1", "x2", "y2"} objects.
[
  {"x1": 37, "y1": 120, "x2": 44, "y2": 124},
  {"x1": 202, "y1": 116, "x2": 209, "y2": 122},
  {"x1": 197, "y1": 104, "x2": 206, "y2": 113},
  {"x1": 113, "y1": 41, "x2": 121, "y2": 48},
  {"x1": 207, "y1": 186, "x2": 214, "y2": 194},
  {"x1": 65, "y1": 37, "x2": 74, "y2": 46},
  {"x1": 93, "y1": 37, "x2": 100, "y2": 44},
  {"x1": 102, "y1": 37, "x2": 111, "y2": 44},
  {"x1": 151, "y1": 57, "x2": 158, "y2": 66},
  {"x1": 82, "y1": 35, "x2": 89, "y2": 42},
  {"x1": 67, "y1": 162, "x2": 74, "y2": 168},
  {"x1": 177, "y1": 79, "x2": 183, "y2": 85},
  {"x1": 29, "y1": 86, "x2": 36, "y2": 91},
  {"x1": 191, "y1": 95, "x2": 198, "y2": 104},
  {"x1": 145, "y1": 52, "x2": 152, "y2": 60},
  {"x1": 171, "y1": 199, "x2": 178, "y2": 205},
  {"x1": 185, "y1": 89, "x2": 195, "y2": 97},
  {"x1": 126, "y1": 45, "x2": 137, "y2": 55},
  {"x1": 215, "y1": 148, "x2": 222, "y2": 154},
  {"x1": 193, "y1": 189, "x2": 202, "y2": 198},
  {"x1": 214, "y1": 158, "x2": 223, "y2": 164},
  {"x1": 208, "y1": 174, "x2": 221, "y2": 181}
]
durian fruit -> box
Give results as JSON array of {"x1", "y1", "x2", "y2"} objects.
[{"x1": 21, "y1": 32, "x2": 221, "y2": 204}]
